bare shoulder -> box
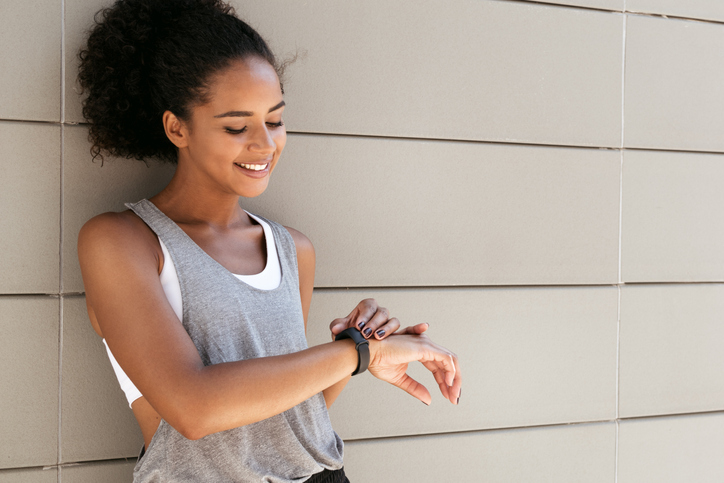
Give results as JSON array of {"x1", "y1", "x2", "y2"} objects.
[
  {"x1": 284, "y1": 226, "x2": 316, "y2": 325},
  {"x1": 284, "y1": 226, "x2": 315, "y2": 284},
  {"x1": 78, "y1": 210, "x2": 163, "y2": 296},
  {"x1": 284, "y1": 226, "x2": 315, "y2": 258},
  {"x1": 78, "y1": 210, "x2": 159, "y2": 259}
]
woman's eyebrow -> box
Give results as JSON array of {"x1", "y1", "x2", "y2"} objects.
[{"x1": 214, "y1": 100, "x2": 286, "y2": 118}]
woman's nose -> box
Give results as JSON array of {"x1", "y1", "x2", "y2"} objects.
[{"x1": 249, "y1": 125, "x2": 275, "y2": 154}]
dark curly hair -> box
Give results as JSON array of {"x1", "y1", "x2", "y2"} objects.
[{"x1": 78, "y1": 0, "x2": 279, "y2": 163}]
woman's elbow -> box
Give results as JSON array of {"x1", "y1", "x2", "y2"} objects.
[
  {"x1": 159, "y1": 396, "x2": 215, "y2": 441},
  {"x1": 170, "y1": 410, "x2": 212, "y2": 441}
]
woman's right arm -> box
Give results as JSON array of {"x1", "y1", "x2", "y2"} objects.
[{"x1": 79, "y1": 213, "x2": 459, "y2": 441}]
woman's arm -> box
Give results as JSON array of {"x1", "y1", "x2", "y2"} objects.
[
  {"x1": 80, "y1": 213, "x2": 459, "y2": 440},
  {"x1": 80, "y1": 213, "x2": 360, "y2": 440}
]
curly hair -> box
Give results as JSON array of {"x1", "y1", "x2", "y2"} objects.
[{"x1": 78, "y1": 0, "x2": 279, "y2": 163}]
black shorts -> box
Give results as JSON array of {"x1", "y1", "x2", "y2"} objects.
[{"x1": 306, "y1": 467, "x2": 350, "y2": 483}]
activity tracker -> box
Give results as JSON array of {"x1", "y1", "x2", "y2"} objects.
[{"x1": 335, "y1": 327, "x2": 370, "y2": 375}]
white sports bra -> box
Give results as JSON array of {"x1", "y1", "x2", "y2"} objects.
[{"x1": 103, "y1": 212, "x2": 282, "y2": 407}]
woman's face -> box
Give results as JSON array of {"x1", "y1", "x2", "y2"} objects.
[{"x1": 178, "y1": 57, "x2": 286, "y2": 198}]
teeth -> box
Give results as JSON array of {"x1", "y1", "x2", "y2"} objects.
[{"x1": 236, "y1": 163, "x2": 268, "y2": 171}]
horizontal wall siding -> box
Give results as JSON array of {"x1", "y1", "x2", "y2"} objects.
[
  {"x1": 0, "y1": 0, "x2": 61, "y2": 121},
  {"x1": 344, "y1": 422, "x2": 616, "y2": 483},
  {"x1": 0, "y1": 467, "x2": 57, "y2": 483},
  {"x1": 0, "y1": 297, "x2": 59, "y2": 469},
  {"x1": 627, "y1": 0, "x2": 724, "y2": 22},
  {"x1": 309, "y1": 287, "x2": 617, "y2": 439},
  {"x1": 60, "y1": 460, "x2": 136, "y2": 483},
  {"x1": 619, "y1": 284, "x2": 724, "y2": 418},
  {"x1": 532, "y1": 0, "x2": 623, "y2": 10},
  {"x1": 625, "y1": 14, "x2": 724, "y2": 152},
  {"x1": 0, "y1": 121, "x2": 61, "y2": 294},
  {"x1": 618, "y1": 413, "x2": 724, "y2": 483},
  {"x1": 621, "y1": 149, "x2": 724, "y2": 282},
  {"x1": 243, "y1": 135, "x2": 621, "y2": 287},
  {"x1": 236, "y1": 0, "x2": 623, "y2": 147}
]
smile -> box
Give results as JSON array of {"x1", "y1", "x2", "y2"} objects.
[{"x1": 234, "y1": 163, "x2": 269, "y2": 171}]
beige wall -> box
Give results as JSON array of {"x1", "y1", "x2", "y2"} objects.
[{"x1": 2, "y1": 0, "x2": 724, "y2": 481}]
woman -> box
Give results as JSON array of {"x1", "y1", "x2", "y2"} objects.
[{"x1": 77, "y1": 1, "x2": 461, "y2": 481}]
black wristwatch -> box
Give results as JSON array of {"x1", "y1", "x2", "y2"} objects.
[{"x1": 335, "y1": 327, "x2": 370, "y2": 376}]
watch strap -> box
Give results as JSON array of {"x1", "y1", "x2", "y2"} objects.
[{"x1": 335, "y1": 327, "x2": 370, "y2": 375}]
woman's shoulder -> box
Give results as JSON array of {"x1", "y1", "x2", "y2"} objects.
[
  {"x1": 78, "y1": 209, "x2": 162, "y2": 270},
  {"x1": 282, "y1": 226, "x2": 315, "y2": 281},
  {"x1": 283, "y1": 226, "x2": 314, "y2": 255}
]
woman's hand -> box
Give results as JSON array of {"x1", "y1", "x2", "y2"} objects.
[
  {"x1": 329, "y1": 298, "x2": 428, "y2": 341},
  {"x1": 367, "y1": 334, "x2": 461, "y2": 406}
]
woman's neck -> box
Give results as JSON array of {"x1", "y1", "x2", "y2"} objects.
[{"x1": 149, "y1": 171, "x2": 251, "y2": 229}]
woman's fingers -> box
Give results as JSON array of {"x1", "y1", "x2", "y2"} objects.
[
  {"x1": 390, "y1": 373, "x2": 432, "y2": 406},
  {"x1": 342, "y1": 299, "x2": 403, "y2": 340},
  {"x1": 347, "y1": 298, "x2": 378, "y2": 333},
  {"x1": 368, "y1": 334, "x2": 461, "y2": 405},
  {"x1": 372, "y1": 317, "x2": 399, "y2": 340},
  {"x1": 397, "y1": 323, "x2": 429, "y2": 335},
  {"x1": 422, "y1": 352, "x2": 461, "y2": 404},
  {"x1": 357, "y1": 305, "x2": 389, "y2": 338},
  {"x1": 329, "y1": 317, "x2": 350, "y2": 339}
]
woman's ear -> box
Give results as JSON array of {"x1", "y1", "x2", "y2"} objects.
[{"x1": 163, "y1": 110, "x2": 189, "y2": 149}]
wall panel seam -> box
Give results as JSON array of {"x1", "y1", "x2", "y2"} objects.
[
  {"x1": 341, "y1": 410, "x2": 724, "y2": 444},
  {"x1": 512, "y1": 0, "x2": 724, "y2": 26},
  {"x1": 60, "y1": 0, "x2": 65, "y2": 123},
  {"x1": 618, "y1": 409, "x2": 724, "y2": 421},
  {"x1": 614, "y1": 420, "x2": 619, "y2": 483},
  {"x1": 624, "y1": 9, "x2": 724, "y2": 26},
  {"x1": 5, "y1": 120, "x2": 724, "y2": 156},
  {"x1": 57, "y1": 296, "x2": 64, "y2": 468},
  {"x1": 616, "y1": 285, "x2": 621, "y2": 420},
  {"x1": 342, "y1": 420, "x2": 617, "y2": 444},
  {"x1": 508, "y1": 0, "x2": 622, "y2": 14}
]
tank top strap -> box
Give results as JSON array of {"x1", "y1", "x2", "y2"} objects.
[
  {"x1": 125, "y1": 199, "x2": 192, "y2": 250},
  {"x1": 248, "y1": 214, "x2": 300, "y2": 291}
]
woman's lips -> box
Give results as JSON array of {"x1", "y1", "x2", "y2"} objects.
[{"x1": 233, "y1": 162, "x2": 271, "y2": 178}]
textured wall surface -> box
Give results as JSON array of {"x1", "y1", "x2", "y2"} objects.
[{"x1": 2, "y1": 0, "x2": 723, "y2": 481}]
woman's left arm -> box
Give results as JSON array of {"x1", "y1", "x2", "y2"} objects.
[{"x1": 288, "y1": 227, "x2": 350, "y2": 407}]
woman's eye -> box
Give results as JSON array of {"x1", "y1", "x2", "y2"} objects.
[
  {"x1": 225, "y1": 127, "x2": 247, "y2": 134},
  {"x1": 267, "y1": 121, "x2": 284, "y2": 128}
]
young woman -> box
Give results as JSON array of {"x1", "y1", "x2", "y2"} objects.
[{"x1": 77, "y1": 1, "x2": 461, "y2": 481}]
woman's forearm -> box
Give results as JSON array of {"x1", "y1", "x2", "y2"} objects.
[{"x1": 158, "y1": 339, "x2": 359, "y2": 440}]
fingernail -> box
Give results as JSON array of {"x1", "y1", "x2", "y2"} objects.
[
  {"x1": 363, "y1": 327, "x2": 372, "y2": 338},
  {"x1": 358, "y1": 321, "x2": 366, "y2": 330},
  {"x1": 458, "y1": 388, "x2": 462, "y2": 404},
  {"x1": 375, "y1": 330, "x2": 385, "y2": 338},
  {"x1": 422, "y1": 400, "x2": 430, "y2": 406}
]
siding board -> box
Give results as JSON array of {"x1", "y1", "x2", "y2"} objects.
[
  {"x1": 235, "y1": 0, "x2": 623, "y2": 147},
  {"x1": 308, "y1": 287, "x2": 617, "y2": 439},
  {"x1": 244, "y1": 135, "x2": 620, "y2": 287}
]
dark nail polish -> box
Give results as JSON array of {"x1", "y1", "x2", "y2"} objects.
[
  {"x1": 376, "y1": 330, "x2": 385, "y2": 338},
  {"x1": 358, "y1": 321, "x2": 366, "y2": 330},
  {"x1": 363, "y1": 327, "x2": 372, "y2": 338}
]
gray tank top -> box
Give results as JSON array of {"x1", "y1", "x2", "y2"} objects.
[{"x1": 127, "y1": 199, "x2": 344, "y2": 483}]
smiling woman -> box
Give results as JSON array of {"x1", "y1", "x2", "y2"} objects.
[{"x1": 76, "y1": 1, "x2": 461, "y2": 482}]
